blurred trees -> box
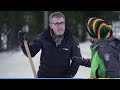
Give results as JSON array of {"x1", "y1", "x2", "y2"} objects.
[
  {"x1": 0, "y1": 11, "x2": 120, "y2": 52},
  {"x1": 63, "y1": 11, "x2": 120, "y2": 42},
  {"x1": 0, "y1": 11, "x2": 44, "y2": 52}
]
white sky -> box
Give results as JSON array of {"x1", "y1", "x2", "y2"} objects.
[{"x1": 0, "y1": 41, "x2": 91, "y2": 79}]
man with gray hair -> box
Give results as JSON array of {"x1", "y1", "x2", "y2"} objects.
[{"x1": 18, "y1": 12, "x2": 90, "y2": 78}]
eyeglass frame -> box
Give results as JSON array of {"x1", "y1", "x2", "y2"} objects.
[{"x1": 50, "y1": 21, "x2": 65, "y2": 26}]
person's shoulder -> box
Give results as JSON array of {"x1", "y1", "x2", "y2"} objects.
[
  {"x1": 97, "y1": 46, "x2": 111, "y2": 62},
  {"x1": 97, "y1": 44, "x2": 117, "y2": 59},
  {"x1": 71, "y1": 35, "x2": 79, "y2": 45},
  {"x1": 98, "y1": 44, "x2": 114, "y2": 53},
  {"x1": 65, "y1": 28, "x2": 75, "y2": 37},
  {"x1": 65, "y1": 28, "x2": 79, "y2": 43},
  {"x1": 72, "y1": 35, "x2": 78, "y2": 40},
  {"x1": 34, "y1": 32, "x2": 45, "y2": 41},
  {"x1": 36, "y1": 32, "x2": 44, "y2": 38},
  {"x1": 37, "y1": 29, "x2": 49, "y2": 37}
]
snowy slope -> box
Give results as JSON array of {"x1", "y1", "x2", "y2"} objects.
[{"x1": 0, "y1": 41, "x2": 91, "y2": 78}]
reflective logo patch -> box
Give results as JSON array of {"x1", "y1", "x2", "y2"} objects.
[
  {"x1": 62, "y1": 48, "x2": 69, "y2": 51},
  {"x1": 104, "y1": 54, "x2": 110, "y2": 61}
]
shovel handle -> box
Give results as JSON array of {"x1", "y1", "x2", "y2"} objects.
[{"x1": 23, "y1": 40, "x2": 37, "y2": 78}]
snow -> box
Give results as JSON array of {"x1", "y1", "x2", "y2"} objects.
[{"x1": 0, "y1": 41, "x2": 91, "y2": 79}]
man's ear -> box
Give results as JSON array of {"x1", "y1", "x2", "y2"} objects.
[{"x1": 49, "y1": 23, "x2": 52, "y2": 29}]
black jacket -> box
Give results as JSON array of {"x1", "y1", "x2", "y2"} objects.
[{"x1": 19, "y1": 28, "x2": 89, "y2": 78}]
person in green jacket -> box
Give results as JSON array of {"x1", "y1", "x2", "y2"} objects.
[{"x1": 86, "y1": 17, "x2": 120, "y2": 78}]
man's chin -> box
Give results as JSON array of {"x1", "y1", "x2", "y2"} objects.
[{"x1": 57, "y1": 32, "x2": 64, "y2": 36}]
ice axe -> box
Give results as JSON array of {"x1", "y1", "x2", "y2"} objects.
[{"x1": 22, "y1": 25, "x2": 37, "y2": 78}]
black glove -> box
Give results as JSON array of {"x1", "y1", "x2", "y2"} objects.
[
  {"x1": 18, "y1": 29, "x2": 27, "y2": 42},
  {"x1": 82, "y1": 58, "x2": 91, "y2": 67}
]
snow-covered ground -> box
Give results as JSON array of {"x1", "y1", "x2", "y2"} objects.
[{"x1": 0, "y1": 41, "x2": 91, "y2": 79}]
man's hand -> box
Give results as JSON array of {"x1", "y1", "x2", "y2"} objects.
[{"x1": 18, "y1": 29, "x2": 27, "y2": 42}]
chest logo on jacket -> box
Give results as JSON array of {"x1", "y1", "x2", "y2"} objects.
[
  {"x1": 104, "y1": 53, "x2": 110, "y2": 61},
  {"x1": 62, "y1": 48, "x2": 69, "y2": 51}
]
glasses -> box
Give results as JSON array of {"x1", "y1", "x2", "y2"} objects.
[{"x1": 50, "y1": 22, "x2": 65, "y2": 26}]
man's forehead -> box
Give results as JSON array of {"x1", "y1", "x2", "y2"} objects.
[{"x1": 50, "y1": 17, "x2": 65, "y2": 22}]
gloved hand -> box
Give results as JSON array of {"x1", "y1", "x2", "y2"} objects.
[
  {"x1": 18, "y1": 29, "x2": 27, "y2": 42},
  {"x1": 82, "y1": 58, "x2": 91, "y2": 67}
]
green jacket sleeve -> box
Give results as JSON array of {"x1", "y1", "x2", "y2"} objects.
[{"x1": 90, "y1": 51, "x2": 106, "y2": 78}]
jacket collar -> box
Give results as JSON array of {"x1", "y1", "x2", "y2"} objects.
[{"x1": 91, "y1": 36, "x2": 116, "y2": 50}]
